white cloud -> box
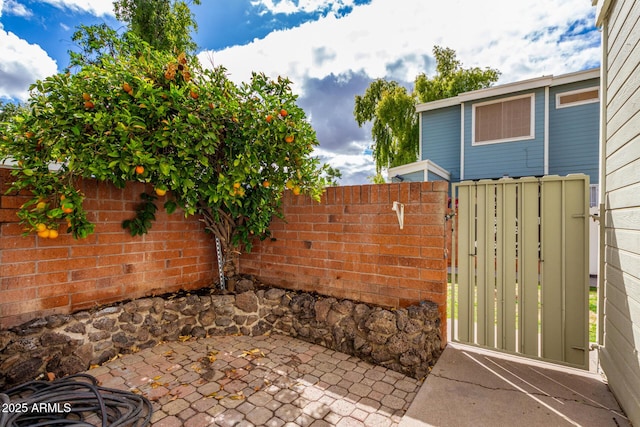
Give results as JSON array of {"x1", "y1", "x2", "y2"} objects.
[
  {"x1": 202, "y1": 0, "x2": 600, "y2": 92},
  {"x1": 0, "y1": 29, "x2": 58, "y2": 101},
  {"x1": 3, "y1": 0, "x2": 33, "y2": 18},
  {"x1": 250, "y1": 0, "x2": 356, "y2": 15},
  {"x1": 40, "y1": 0, "x2": 114, "y2": 17}
]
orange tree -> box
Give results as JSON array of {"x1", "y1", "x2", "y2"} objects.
[{"x1": 0, "y1": 32, "x2": 326, "y2": 278}]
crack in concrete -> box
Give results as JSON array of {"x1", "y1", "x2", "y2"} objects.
[{"x1": 430, "y1": 372, "x2": 626, "y2": 417}]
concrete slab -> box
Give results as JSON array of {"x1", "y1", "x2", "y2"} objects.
[{"x1": 400, "y1": 342, "x2": 629, "y2": 427}]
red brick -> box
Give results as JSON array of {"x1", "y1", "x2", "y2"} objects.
[
  {"x1": 1, "y1": 287, "x2": 37, "y2": 304},
  {"x1": 39, "y1": 295, "x2": 69, "y2": 310},
  {"x1": 2, "y1": 262, "x2": 36, "y2": 276},
  {"x1": 2, "y1": 247, "x2": 69, "y2": 263},
  {"x1": 38, "y1": 257, "x2": 96, "y2": 273}
]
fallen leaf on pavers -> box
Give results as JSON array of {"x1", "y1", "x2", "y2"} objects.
[
  {"x1": 130, "y1": 345, "x2": 140, "y2": 353},
  {"x1": 89, "y1": 364, "x2": 101, "y2": 370},
  {"x1": 191, "y1": 364, "x2": 203, "y2": 373},
  {"x1": 130, "y1": 388, "x2": 141, "y2": 394},
  {"x1": 205, "y1": 392, "x2": 218, "y2": 398},
  {"x1": 229, "y1": 392, "x2": 245, "y2": 400},
  {"x1": 163, "y1": 350, "x2": 174, "y2": 357},
  {"x1": 242, "y1": 348, "x2": 265, "y2": 358},
  {"x1": 207, "y1": 351, "x2": 217, "y2": 363},
  {"x1": 47, "y1": 372, "x2": 56, "y2": 381},
  {"x1": 153, "y1": 375, "x2": 163, "y2": 381},
  {"x1": 178, "y1": 335, "x2": 192, "y2": 342}
]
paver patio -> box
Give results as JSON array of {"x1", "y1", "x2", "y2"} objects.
[{"x1": 87, "y1": 333, "x2": 422, "y2": 426}]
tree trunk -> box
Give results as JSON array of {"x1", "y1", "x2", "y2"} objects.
[{"x1": 199, "y1": 205, "x2": 241, "y2": 290}]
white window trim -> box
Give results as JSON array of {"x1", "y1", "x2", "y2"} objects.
[
  {"x1": 471, "y1": 93, "x2": 536, "y2": 146},
  {"x1": 555, "y1": 86, "x2": 600, "y2": 109}
]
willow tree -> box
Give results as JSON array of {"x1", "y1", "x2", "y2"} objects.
[{"x1": 354, "y1": 46, "x2": 500, "y2": 173}]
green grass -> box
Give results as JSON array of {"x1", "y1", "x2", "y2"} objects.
[{"x1": 589, "y1": 286, "x2": 597, "y2": 343}]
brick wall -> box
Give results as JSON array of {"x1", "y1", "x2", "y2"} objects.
[
  {"x1": 240, "y1": 181, "x2": 449, "y2": 339},
  {"x1": 2, "y1": 169, "x2": 450, "y2": 340},
  {"x1": 0, "y1": 167, "x2": 218, "y2": 329}
]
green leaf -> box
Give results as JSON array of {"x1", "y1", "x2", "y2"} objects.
[
  {"x1": 164, "y1": 200, "x2": 177, "y2": 214},
  {"x1": 159, "y1": 161, "x2": 171, "y2": 177}
]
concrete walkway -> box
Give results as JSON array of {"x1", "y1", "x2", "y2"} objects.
[
  {"x1": 400, "y1": 342, "x2": 630, "y2": 427},
  {"x1": 88, "y1": 333, "x2": 421, "y2": 426}
]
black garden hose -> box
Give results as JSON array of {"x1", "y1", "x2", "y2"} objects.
[{"x1": 0, "y1": 374, "x2": 152, "y2": 427}]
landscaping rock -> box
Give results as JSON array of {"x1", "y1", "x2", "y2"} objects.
[{"x1": 0, "y1": 277, "x2": 442, "y2": 388}]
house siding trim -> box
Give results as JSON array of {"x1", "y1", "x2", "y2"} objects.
[
  {"x1": 460, "y1": 103, "x2": 465, "y2": 180},
  {"x1": 387, "y1": 159, "x2": 451, "y2": 182},
  {"x1": 545, "y1": 86, "x2": 550, "y2": 175}
]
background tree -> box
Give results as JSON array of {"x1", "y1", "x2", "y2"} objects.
[
  {"x1": 354, "y1": 46, "x2": 500, "y2": 174},
  {"x1": 1, "y1": 10, "x2": 326, "y2": 280},
  {"x1": 323, "y1": 166, "x2": 342, "y2": 186},
  {"x1": 414, "y1": 46, "x2": 500, "y2": 103},
  {"x1": 113, "y1": 0, "x2": 201, "y2": 54}
]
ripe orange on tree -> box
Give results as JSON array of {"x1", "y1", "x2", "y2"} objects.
[
  {"x1": 262, "y1": 180, "x2": 270, "y2": 188},
  {"x1": 266, "y1": 115, "x2": 273, "y2": 123},
  {"x1": 37, "y1": 229, "x2": 50, "y2": 239},
  {"x1": 82, "y1": 93, "x2": 91, "y2": 101},
  {"x1": 280, "y1": 109, "x2": 288, "y2": 117},
  {"x1": 48, "y1": 229, "x2": 59, "y2": 239},
  {"x1": 135, "y1": 165, "x2": 145, "y2": 175},
  {"x1": 155, "y1": 187, "x2": 167, "y2": 196},
  {"x1": 292, "y1": 185, "x2": 301, "y2": 196},
  {"x1": 190, "y1": 90, "x2": 199, "y2": 99},
  {"x1": 285, "y1": 135, "x2": 294, "y2": 143},
  {"x1": 62, "y1": 202, "x2": 73, "y2": 214},
  {"x1": 84, "y1": 100, "x2": 95, "y2": 109},
  {"x1": 122, "y1": 82, "x2": 132, "y2": 92}
]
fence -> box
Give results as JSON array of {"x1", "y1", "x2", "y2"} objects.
[
  {"x1": 2, "y1": 168, "x2": 449, "y2": 337},
  {"x1": 0, "y1": 167, "x2": 217, "y2": 329},
  {"x1": 240, "y1": 181, "x2": 449, "y2": 336}
]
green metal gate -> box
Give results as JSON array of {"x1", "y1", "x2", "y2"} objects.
[{"x1": 451, "y1": 175, "x2": 590, "y2": 369}]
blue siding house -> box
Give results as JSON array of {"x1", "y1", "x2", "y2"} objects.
[
  {"x1": 389, "y1": 68, "x2": 600, "y2": 187},
  {"x1": 389, "y1": 68, "x2": 601, "y2": 274}
]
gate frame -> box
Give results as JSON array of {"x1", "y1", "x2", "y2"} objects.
[{"x1": 450, "y1": 174, "x2": 590, "y2": 370}]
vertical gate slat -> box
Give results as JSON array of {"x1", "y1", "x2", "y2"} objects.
[
  {"x1": 503, "y1": 181, "x2": 518, "y2": 352},
  {"x1": 521, "y1": 179, "x2": 541, "y2": 357},
  {"x1": 476, "y1": 182, "x2": 488, "y2": 345},
  {"x1": 563, "y1": 177, "x2": 589, "y2": 367},
  {"x1": 495, "y1": 184, "x2": 504, "y2": 348},
  {"x1": 456, "y1": 184, "x2": 472, "y2": 342},
  {"x1": 540, "y1": 177, "x2": 564, "y2": 361},
  {"x1": 485, "y1": 183, "x2": 496, "y2": 348}
]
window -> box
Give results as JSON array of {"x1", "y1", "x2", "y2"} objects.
[
  {"x1": 472, "y1": 94, "x2": 534, "y2": 145},
  {"x1": 556, "y1": 87, "x2": 599, "y2": 109}
]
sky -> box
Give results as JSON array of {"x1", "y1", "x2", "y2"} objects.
[{"x1": 0, "y1": 0, "x2": 601, "y2": 185}]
